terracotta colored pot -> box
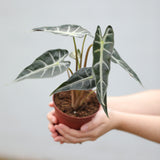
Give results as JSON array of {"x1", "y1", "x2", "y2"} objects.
[{"x1": 52, "y1": 93, "x2": 100, "y2": 130}]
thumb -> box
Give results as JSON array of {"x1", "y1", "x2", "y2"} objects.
[
  {"x1": 81, "y1": 118, "x2": 97, "y2": 132},
  {"x1": 81, "y1": 108, "x2": 102, "y2": 132}
]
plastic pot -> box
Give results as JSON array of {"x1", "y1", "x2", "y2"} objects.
[{"x1": 52, "y1": 93, "x2": 100, "y2": 130}]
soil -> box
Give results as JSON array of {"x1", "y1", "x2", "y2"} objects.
[{"x1": 54, "y1": 90, "x2": 99, "y2": 117}]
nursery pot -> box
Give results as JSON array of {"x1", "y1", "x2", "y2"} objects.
[{"x1": 52, "y1": 91, "x2": 100, "y2": 130}]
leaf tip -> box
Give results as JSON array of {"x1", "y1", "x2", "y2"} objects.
[
  {"x1": 50, "y1": 89, "x2": 57, "y2": 96},
  {"x1": 95, "y1": 26, "x2": 102, "y2": 38},
  {"x1": 96, "y1": 25, "x2": 101, "y2": 31},
  {"x1": 102, "y1": 106, "x2": 109, "y2": 117},
  {"x1": 14, "y1": 76, "x2": 20, "y2": 82},
  {"x1": 107, "y1": 25, "x2": 113, "y2": 29},
  {"x1": 32, "y1": 28, "x2": 43, "y2": 32},
  {"x1": 106, "y1": 25, "x2": 114, "y2": 34},
  {"x1": 139, "y1": 81, "x2": 144, "y2": 88},
  {"x1": 32, "y1": 28, "x2": 36, "y2": 32}
]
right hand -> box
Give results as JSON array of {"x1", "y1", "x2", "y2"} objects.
[{"x1": 47, "y1": 102, "x2": 117, "y2": 144}]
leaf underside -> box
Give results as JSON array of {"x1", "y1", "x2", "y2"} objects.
[
  {"x1": 51, "y1": 67, "x2": 95, "y2": 95},
  {"x1": 92, "y1": 25, "x2": 114, "y2": 116},
  {"x1": 111, "y1": 49, "x2": 142, "y2": 85},
  {"x1": 15, "y1": 49, "x2": 70, "y2": 81},
  {"x1": 33, "y1": 24, "x2": 94, "y2": 38}
]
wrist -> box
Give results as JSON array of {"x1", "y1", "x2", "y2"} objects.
[{"x1": 108, "y1": 109, "x2": 121, "y2": 130}]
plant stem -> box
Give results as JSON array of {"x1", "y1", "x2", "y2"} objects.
[
  {"x1": 67, "y1": 70, "x2": 70, "y2": 78},
  {"x1": 68, "y1": 68, "x2": 73, "y2": 75},
  {"x1": 74, "y1": 90, "x2": 84, "y2": 109},
  {"x1": 71, "y1": 90, "x2": 75, "y2": 109},
  {"x1": 80, "y1": 35, "x2": 87, "y2": 68},
  {"x1": 73, "y1": 37, "x2": 79, "y2": 71},
  {"x1": 71, "y1": 90, "x2": 96, "y2": 111},
  {"x1": 71, "y1": 90, "x2": 84, "y2": 110},
  {"x1": 84, "y1": 44, "x2": 93, "y2": 67},
  {"x1": 80, "y1": 90, "x2": 96, "y2": 106}
]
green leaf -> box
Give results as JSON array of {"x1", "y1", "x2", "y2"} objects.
[
  {"x1": 33, "y1": 24, "x2": 94, "y2": 38},
  {"x1": 15, "y1": 49, "x2": 70, "y2": 81},
  {"x1": 92, "y1": 26, "x2": 114, "y2": 116},
  {"x1": 51, "y1": 67, "x2": 95, "y2": 95},
  {"x1": 111, "y1": 49, "x2": 142, "y2": 85}
]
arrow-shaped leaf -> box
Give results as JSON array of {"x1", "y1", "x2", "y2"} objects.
[
  {"x1": 33, "y1": 24, "x2": 94, "y2": 38},
  {"x1": 15, "y1": 49, "x2": 70, "y2": 81},
  {"x1": 51, "y1": 67, "x2": 95, "y2": 95},
  {"x1": 111, "y1": 49, "x2": 142, "y2": 85},
  {"x1": 92, "y1": 26, "x2": 114, "y2": 116}
]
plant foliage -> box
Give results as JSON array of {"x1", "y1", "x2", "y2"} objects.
[
  {"x1": 15, "y1": 49, "x2": 70, "y2": 81},
  {"x1": 16, "y1": 24, "x2": 142, "y2": 116}
]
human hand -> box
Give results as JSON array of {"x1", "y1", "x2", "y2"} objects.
[
  {"x1": 47, "y1": 102, "x2": 117, "y2": 144},
  {"x1": 47, "y1": 102, "x2": 60, "y2": 142}
]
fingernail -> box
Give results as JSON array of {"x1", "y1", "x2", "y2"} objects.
[
  {"x1": 59, "y1": 124, "x2": 64, "y2": 128},
  {"x1": 81, "y1": 125, "x2": 88, "y2": 132},
  {"x1": 54, "y1": 137, "x2": 61, "y2": 142},
  {"x1": 49, "y1": 102, "x2": 53, "y2": 107},
  {"x1": 54, "y1": 138, "x2": 59, "y2": 142},
  {"x1": 55, "y1": 125, "x2": 58, "y2": 130},
  {"x1": 55, "y1": 126, "x2": 61, "y2": 132}
]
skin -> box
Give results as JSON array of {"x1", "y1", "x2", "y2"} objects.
[{"x1": 47, "y1": 90, "x2": 160, "y2": 144}]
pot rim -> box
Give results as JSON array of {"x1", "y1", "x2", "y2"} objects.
[{"x1": 52, "y1": 92, "x2": 100, "y2": 120}]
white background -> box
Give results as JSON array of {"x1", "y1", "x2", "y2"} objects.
[{"x1": 0, "y1": 0, "x2": 160, "y2": 159}]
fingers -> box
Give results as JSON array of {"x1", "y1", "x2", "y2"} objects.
[
  {"x1": 49, "y1": 124, "x2": 60, "y2": 143},
  {"x1": 54, "y1": 124, "x2": 95, "y2": 143},
  {"x1": 51, "y1": 132, "x2": 58, "y2": 138},
  {"x1": 56, "y1": 124, "x2": 90, "y2": 138},
  {"x1": 48, "y1": 123, "x2": 56, "y2": 133},
  {"x1": 47, "y1": 109, "x2": 60, "y2": 141},
  {"x1": 48, "y1": 103, "x2": 63, "y2": 143},
  {"x1": 49, "y1": 102, "x2": 54, "y2": 107},
  {"x1": 54, "y1": 136, "x2": 70, "y2": 144},
  {"x1": 47, "y1": 110, "x2": 58, "y2": 124}
]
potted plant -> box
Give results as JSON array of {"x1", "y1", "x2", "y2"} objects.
[{"x1": 15, "y1": 24, "x2": 142, "y2": 129}]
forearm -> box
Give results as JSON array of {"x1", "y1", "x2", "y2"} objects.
[
  {"x1": 108, "y1": 90, "x2": 160, "y2": 115},
  {"x1": 113, "y1": 111, "x2": 160, "y2": 143}
]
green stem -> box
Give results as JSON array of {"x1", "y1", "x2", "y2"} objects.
[
  {"x1": 84, "y1": 44, "x2": 93, "y2": 67},
  {"x1": 67, "y1": 70, "x2": 70, "y2": 78},
  {"x1": 73, "y1": 37, "x2": 79, "y2": 71},
  {"x1": 80, "y1": 35, "x2": 87, "y2": 68},
  {"x1": 68, "y1": 68, "x2": 73, "y2": 75},
  {"x1": 77, "y1": 57, "x2": 80, "y2": 69}
]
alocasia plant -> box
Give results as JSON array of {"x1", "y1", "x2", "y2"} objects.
[{"x1": 15, "y1": 24, "x2": 142, "y2": 116}]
